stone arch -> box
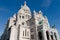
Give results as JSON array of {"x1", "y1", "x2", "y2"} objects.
[{"x1": 38, "y1": 31, "x2": 42, "y2": 40}]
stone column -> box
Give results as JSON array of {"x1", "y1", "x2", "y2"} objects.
[
  {"x1": 36, "y1": 26, "x2": 38, "y2": 40},
  {"x1": 17, "y1": 25, "x2": 20, "y2": 40},
  {"x1": 55, "y1": 32, "x2": 59, "y2": 40},
  {"x1": 42, "y1": 29, "x2": 47, "y2": 40},
  {"x1": 52, "y1": 32, "x2": 55, "y2": 40},
  {"x1": 49, "y1": 31, "x2": 52, "y2": 40},
  {"x1": 57, "y1": 33, "x2": 59, "y2": 40},
  {"x1": 10, "y1": 26, "x2": 18, "y2": 40}
]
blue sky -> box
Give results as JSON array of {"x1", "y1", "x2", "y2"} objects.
[{"x1": 0, "y1": 0, "x2": 60, "y2": 37}]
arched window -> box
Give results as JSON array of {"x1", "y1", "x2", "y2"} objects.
[
  {"x1": 23, "y1": 29, "x2": 29, "y2": 36},
  {"x1": 31, "y1": 35, "x2": 34, "y2": 39},
  {"x1": 22, "y1": 22, "x2": 24, "y2": 25},
  {"x1": 28, "y1": 15, "x2": 30, "y2": 18},
  {"x1": 38, "y1": 32, "x2": 42, "y2": 40},
  {"x1": 24, "y1": 9, "x2": 29, "y2": 13},
  {"x1": 31, "y1": 28, "x2": 34, "y2": 32},
  {"x1": 22, "y1": 16, "x2": 24, "y2": 18},
  {"x1": 25, "y1": 29, "x2": 26, "y2": 36},
  {"x1": 13, "y1": 20, "x2": 16, "y2": 25},
  {"x1": 23, "y1": 31, "x2": 24, "y2": 36},
  {"x1": 20, "y1": 16, "x2": 21, "y2": 18}
]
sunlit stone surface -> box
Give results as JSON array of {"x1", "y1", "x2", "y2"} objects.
[{"x1": 0, "y1": 1, "x2": 60, "y2": 40}]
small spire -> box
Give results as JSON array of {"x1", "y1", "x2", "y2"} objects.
[
  {"x1": 33, "y1": 10, "x2": 36, "y2": 13},
  {"x1": 39, "y1": 10, "x2": 43, "y2": 15},
  {"x1": 24, "y1": 1, "x2": 27, "y2": 6},
  {"x1": 44, "y1": 16, "x2": 48, "y2": 21},
  {"x1": 39, "y1": 10, "x2": 42, "y2": 14}
]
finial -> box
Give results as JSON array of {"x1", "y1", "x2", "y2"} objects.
[
  {"x1": 44, "y1": 16, "x2": 48, "y2": 21},
  {"x1": 33, "y1": 10, "x2": 36, "y2": 13},
  {"x1": 39, "y1": 10, "x2": 43, "y2": 15},
  {"x1": 39, "y1": 10, "x2": 42, "y2": 14},
  {"x1": 24, "y1": 1, "x2": 27, "y2": 6}
]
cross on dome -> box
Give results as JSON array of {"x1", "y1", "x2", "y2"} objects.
[
  {"x1": 24, "y1": 1, "x2": 27, "y2": 6},
  {"x1": 18, "y1": 1, "x2": 31, "y2": 13}
]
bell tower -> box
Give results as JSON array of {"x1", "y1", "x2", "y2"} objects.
[
  {"x1": 16, "y1": 1, "x2": 31, "y2": 40},
  {"x1": 17, "y1": 1, "x2": 31, "y2": 22}
]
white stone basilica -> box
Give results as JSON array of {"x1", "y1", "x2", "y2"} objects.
[{"x1": 0, "y1": 1, "x2": 60, "y2": 40}]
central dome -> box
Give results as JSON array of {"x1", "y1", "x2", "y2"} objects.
[
  {"x1": 22, "y1": 1, "x2": 30, "y2": 11},
  {"x1": 18, "y1": 1, "x2": 31, "y2": 13}
]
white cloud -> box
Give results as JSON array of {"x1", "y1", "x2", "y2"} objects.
[
  {"x1": 41, "y1": 0, "x2": 52, "y2": 8},
  {"x1": 0, "y1": 7, "x2": 9, "y2": 11}
]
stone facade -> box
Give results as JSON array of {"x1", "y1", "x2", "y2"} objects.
[{"x1": 0, "y1": 1, "x2": 60, "y2": 40}]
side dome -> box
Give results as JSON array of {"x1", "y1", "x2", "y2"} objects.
[{"x1": 18, "y1": 1, "x2": 31, "y2": 13}]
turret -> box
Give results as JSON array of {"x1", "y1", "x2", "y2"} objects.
[
  {"x1": 18, "y1": 1, "x2": 31, "y2": 14},
  {"x1": 44, "y1": 16, "x2": 50, "y2": 28}
]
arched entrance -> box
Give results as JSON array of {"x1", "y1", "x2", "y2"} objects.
[
  {"x1": 38, "y1": 32, "x2": 42, "y2": 40},
  {"x1": 46, "y1": 31, "x2": 49, "y2": 40}
]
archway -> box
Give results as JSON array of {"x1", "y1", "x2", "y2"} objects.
[
  {"x1": 38, "y1": 32, "x2": 42, "y2": 40},
  {"x1": 46, "y1": 31, "x2": 49, "y2": 40}
]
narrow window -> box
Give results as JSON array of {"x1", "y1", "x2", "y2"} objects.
[
  {"x1": 22, "y1": 22, "x2": 24, "y2": 25},
  {"x1": 38, "y1": 32, "x2": 42, "y2": 40},
  {"x1": 14, "y1": 20, "x2": 16, "y2": 25},
  {"x1": 28, "y1": 15, "x2": 30, "y2": 18},
  {"x1": 20, "y1": 16, "x2": 21, "y2": 18},
  {"x1": 31, "y1": 35, "x2": 34, "y2": 39},
  {"x1": 25, "y1": 29, "x2": 26, "y2": 36},
  {"x1": 22, "y1": 16, "x2": 24, "y2": 18},
  {"x1": 13, "y1": 20, "x2": 16, "y2": 22},
  {"x1": 31, "y1": 28, "x2": 34, "y2": 32},
  {"x1": 23, "y1": 31, "x2": 24, "y2": 36},
  {"x1": 14, "y1": 22, "x2": 16, "y2": 25}
]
